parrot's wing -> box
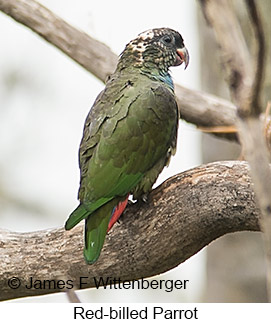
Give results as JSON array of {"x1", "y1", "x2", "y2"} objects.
[
  {"x1": 67, "y1": 74, "x2": 178, "y2": 230},
  {"x1": 65, "y1": 196, "x2": 111, "y2": 230}
]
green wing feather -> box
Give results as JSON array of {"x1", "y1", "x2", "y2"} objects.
[
  {"x1": 65, "y1": 197, "x2": 112, "y2": 230},
  {"x1": 78, "y1": 73, "x2": 178, "y2": 203}
]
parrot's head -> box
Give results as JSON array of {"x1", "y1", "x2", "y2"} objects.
[{"x1": 118, "y1": 28, "x2": 189, "y2": 74}]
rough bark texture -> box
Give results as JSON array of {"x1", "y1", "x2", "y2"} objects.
[{"x1": 0, "y1": 161, "x2": 261, "y2": 301}]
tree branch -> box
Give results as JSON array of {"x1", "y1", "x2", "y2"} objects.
[
  {"x1": 0, "y1": 0, "x2": 118, "y2": 82},
  {"x1": 0, "y1": 161, "x2": 261, "y2": 301},
  {"x1": 245, "y1": 0, "x2": 266, "y2": 116},
  {"x1": 200, "y1": 0, "x2": 253, "y2": 105},
  {"x1": 200, "y1": 0, "x2": 271, "y2": 301},
  {"x1": 0, "y1": 0, "x2": 238, "y2": 136}
]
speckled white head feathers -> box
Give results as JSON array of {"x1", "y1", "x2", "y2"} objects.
[{"x1": 118, "y1": 28, "x2": 189, "y2": 72}]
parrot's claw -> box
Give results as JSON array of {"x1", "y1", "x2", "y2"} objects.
[{"x1": 141, "y1": 194, "x2": 149, "y2": 203}]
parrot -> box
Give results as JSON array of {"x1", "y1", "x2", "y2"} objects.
[{"x1": 65, "y1": 27, "x2": 189, "y2": 264}]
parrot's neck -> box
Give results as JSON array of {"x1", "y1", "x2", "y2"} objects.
[
  {"x1": 152, "y1": 72, "x2": 174, "y2": 90},
  {"x1": 116, "y1": 66, "x2": 174, "y2": 91},
  {"x1": 116, "y1": 53, "x2": 174, "y2": 91},
  {"x1": 140, "y1": 69, "x2": 174, "y2": 91}
]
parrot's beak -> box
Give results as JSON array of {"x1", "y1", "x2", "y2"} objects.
[{"x1": 175, "y1": 46, "x2": 189, "y2": 69}]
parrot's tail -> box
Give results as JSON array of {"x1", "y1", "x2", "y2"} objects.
[{"x1": 84, "y1": 195, "x2": 129, "y2": 264}]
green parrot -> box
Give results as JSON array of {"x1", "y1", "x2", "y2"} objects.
[{"x1": 65, "y1": 28, "x2": 189, "y2": 264}]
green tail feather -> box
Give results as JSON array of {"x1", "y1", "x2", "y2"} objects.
[
  {"x1": 83, "y1": 198, "x2": 120, "y2": 264},
  {"x1": 66, "y1": 197, "x2": 124, "y2": 264}
]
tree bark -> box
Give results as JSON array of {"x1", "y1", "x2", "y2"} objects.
[{"x1": 0, "y1": 161, "x2": 261, "y2": 301}]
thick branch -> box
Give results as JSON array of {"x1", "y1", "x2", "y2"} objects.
[
  {"x1": 0, "y1": 161, "x2": 261, "y2": 301},
  {"x1": 0, "y1": 0, "x2": 238, "y2": 134}
]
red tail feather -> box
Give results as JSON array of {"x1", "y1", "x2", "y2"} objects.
[{"x1": 107, "y1": 195, "x2": 129, "y2": 232}]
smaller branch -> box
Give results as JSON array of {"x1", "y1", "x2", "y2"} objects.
[
  {"x1": 245, "y1": 0, "x2": 266, "y2": 116},
  {"x1": 65, "y1": 289, "x2": 81, "y2": 303},
  {"x1": 175, "y1": 85, "x2": 237, "y2": 128},
  {"x1": 0, "y1": 0, "x2": 118, "y2": 82},
  {"x1": 200, "y1": 0, "x2": 253, "y2": 105},
  {"x1": 0, "y1": 0, "x2": 239, "y2": 141}
]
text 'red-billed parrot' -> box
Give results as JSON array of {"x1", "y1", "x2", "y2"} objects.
[{"x1": 65, "y1": 28, "x2": 189, "y2": 264}]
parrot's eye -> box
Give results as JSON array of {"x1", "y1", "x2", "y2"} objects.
[{"x1": 162, "y1": 35, "x2": 173, "y2": 45}]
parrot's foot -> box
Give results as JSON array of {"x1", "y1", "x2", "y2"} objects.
[{"x1": 134, "y1": 194, "x2": 150, "y2": 208}]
